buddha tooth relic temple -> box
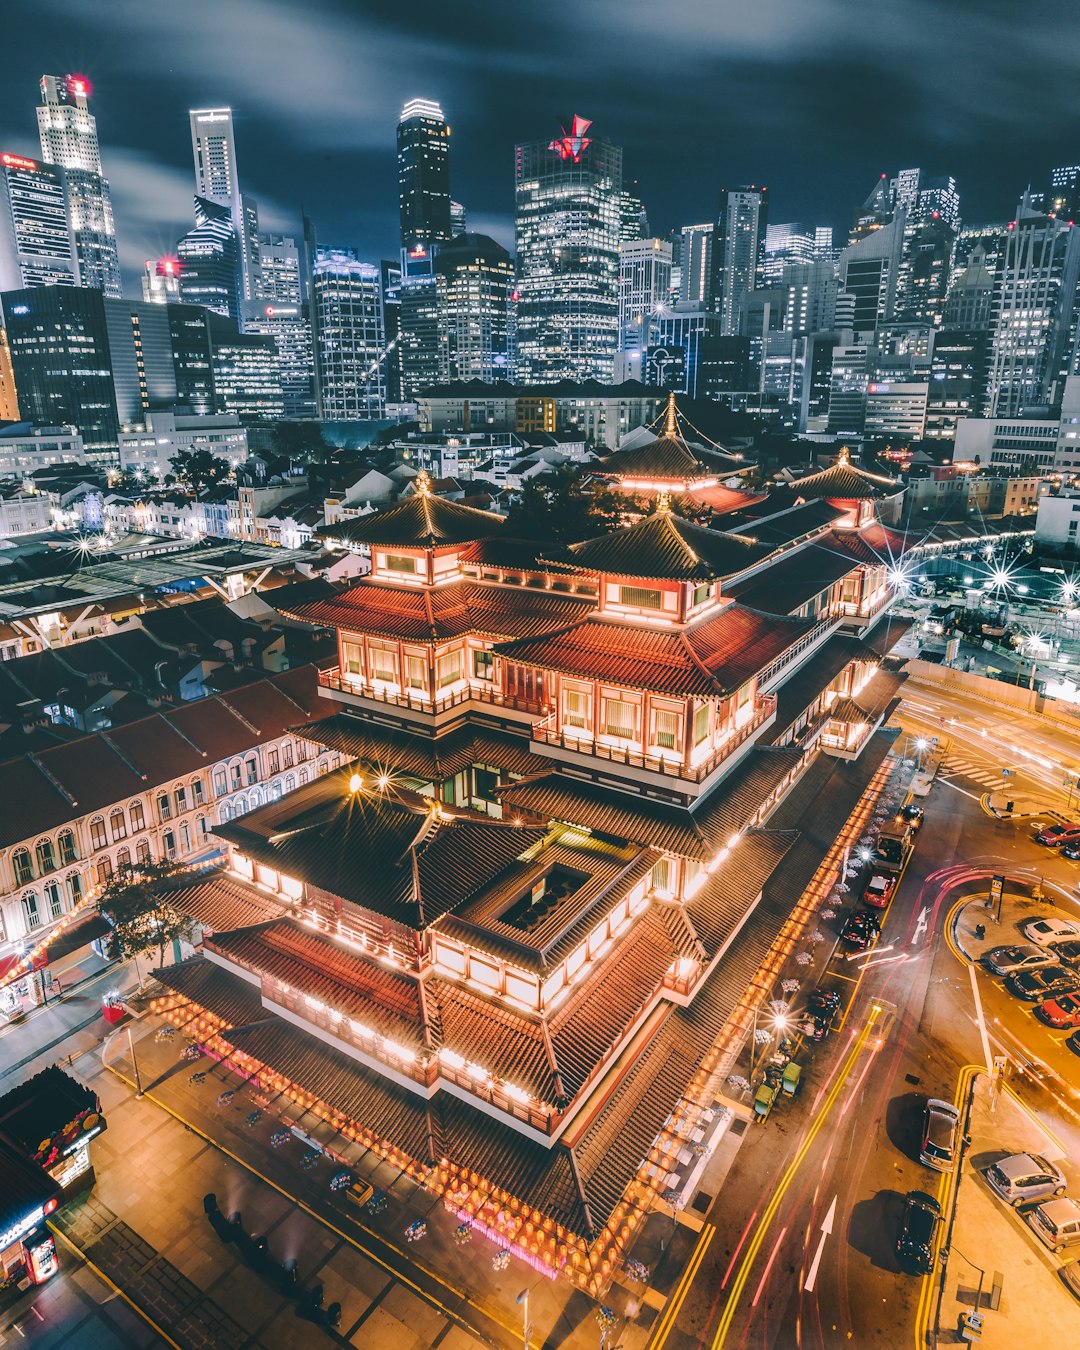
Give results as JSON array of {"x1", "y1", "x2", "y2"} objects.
[{"x1": 145, "y1": 409, "x2": 908, "y2": 1292}]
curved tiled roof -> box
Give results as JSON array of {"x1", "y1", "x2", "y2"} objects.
[
  {"x1": 495, "y1": 605, "x2": 816, "y2": 697},
  {"x1": 318, "y1": 488, "x2": 505, "y2": 548},
  {"x1": 788, "y1": 454, "x2": 900, "y2": 501},
  {"x1": 600, "y1": 436, "x2": 746, "y2": 482},
  {"x1": 552, "y1": 510, "x2": 768, "y2": 582},
  {"x1": 291, "y1": 714, "x2": 538, "y2": 781}
]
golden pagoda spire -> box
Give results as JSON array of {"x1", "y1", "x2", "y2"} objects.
[
  {"x1": 664, "y1": 391, "x2": 678, "y2": 438},
  {"x1": 656, "y1": 490, "x2": 672, "y2": 514},
  {"x1": 837, "y1": 445, "x2": 850, "y2": 467},
  {"x1": 415, "y1": 468, "x2": 432, "y2": 495}
]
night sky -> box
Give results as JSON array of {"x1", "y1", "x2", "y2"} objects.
[{"x1": 3, "y1": 0, "x2": 1076, "y2": 294}]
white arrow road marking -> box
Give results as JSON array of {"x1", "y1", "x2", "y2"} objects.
[
  {"x1": 911, "y1": 906, "x2": 929, "y2": 945},
  {"x1": 804, "y1": 1195, "x2": 837, "y2": 1293}
]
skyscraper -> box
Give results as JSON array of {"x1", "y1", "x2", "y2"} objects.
[
  {"x1": 837, "y1": 211, "x2": 906, "y2": 334},
  {"x1": 712, "y1": 186, "x2": 768, "y2": 335},
  {"x1": 176, "y1": 197, "x2": 241, "y2": 320},
  {"x1": 397, "y1": 99, "x2": 452, "y2": 252},
  {"x1": 618, "y1": 238, "x2": 672, "y2": 377},
  {"x1": 189, "y1": 108, "x2": 259, "y2": 300},
  {"x1": 0, "y1": 151, "x2": 79, "y2": 291},
  {"x1": 762, "y1": 222, "x2": 816, "y2": 283},
  {"x1": 141, "y1": 256, "x2": 182, "y2": 304},
  {"x1": 514, "y1": 115, "x2": 622, "y2": 383},
  {"x1": 308, "y1": 248, "x2": 386, "y2": 419},
  {"x1": 397, "y1": 271, "x2": 441, "y2": 402},
  {"x1": 1050, "y1": 166, "x2": 1080, "y2": 220},
  {"x1": 435, "y1": 232, "x2": 515, "y2": 383},
  {"x1": 246, "y1": 233, "x2": 316, "y2": 417},
  {"x1": 679, "y1": 223, "x2": 714, "y2": 307},
  {"x1": 36, "y1": 74, "x2": 122, "y2": 298},
  {"x1": 986, "y1": 196, "x2": 1080, "y2": 416}
]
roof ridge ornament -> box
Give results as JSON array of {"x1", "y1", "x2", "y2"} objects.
[
  {"x1": 664, "y1": 392, "x2": 678, "y2": 439},
  {"x1": 415, "y1": 469, "x2": 432, "y2": 496},
  {"x1": 655, "y1": 490, "x2": 672, "y2": 514}
]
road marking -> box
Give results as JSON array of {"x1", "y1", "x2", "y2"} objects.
[
  {"x1": 968, "y1": 962, "x2": 994, "y2": 1074},
  {"x1": 911, "y1": 906, "x2": 929, "y2": 945},
  {"x1": 711, "y1": 1011, "x2": 881, "y2": 1348},
  {"x1": 802, "y1": 1196, "x2": 836, "y2": 1294},
  {"x1": 751, "y1": 1225, "x2": 788, "y2": 1307},
  {"x1": 648, "y1": 1222, "x2": 715, "y2": 1349},
  {"x1": 940, "y1": 779, "x2": 981, "y2": 801}
]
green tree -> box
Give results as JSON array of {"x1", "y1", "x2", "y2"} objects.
[
  {"x1": 96, "y1": 861, "x2": 195, "y2": 971},
  {"x1": 170, "y1": 447, "x2": 232, "y2": 494},
  {"x1": 270, "y1": 421, "x2": 330, "y2": 464},
  {"x1": 505, "y1": 467, "x2": 625, "y2": 545}
]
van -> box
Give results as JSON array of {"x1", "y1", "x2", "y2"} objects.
[
  {"x1": 1025, "y1": 1197, "x2": 1080, "y2": 1252},
  {"x1": 919, "y1": 1099, "x2": 960, "y2": 1171}
]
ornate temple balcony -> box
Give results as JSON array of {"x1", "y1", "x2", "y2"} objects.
[
  {"x1": 317, "y1": 667, "x2": 542, "y2": 726},
  {"x1": 531, "y1": 694, "x2": 776, "y2": 795}
]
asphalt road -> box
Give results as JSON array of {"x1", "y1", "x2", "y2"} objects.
[{"x1": 664, "y1": 695, "x2": 1080, "y2": 1350}]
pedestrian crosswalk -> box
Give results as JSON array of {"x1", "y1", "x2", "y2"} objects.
[{"x1": 938, "y1": 754, "x2": 1015, "y2": 789}]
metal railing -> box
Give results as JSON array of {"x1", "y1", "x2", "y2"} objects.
[{"x1": 318, "y1": 667, "x2": 545, "y2": 717}]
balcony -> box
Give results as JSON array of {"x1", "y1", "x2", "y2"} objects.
[
  {"x1": 531, "y1": 694, "x2": 777, "y2": 794},
  {"x1": 317, "y1": 667, "x2": 543, "y2": 725}
]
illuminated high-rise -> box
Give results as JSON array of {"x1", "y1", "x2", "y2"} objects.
[
  {"x1": 0, "y1": 151, "x2": 79, "y2": 291},
  {"x1": 514, "y1": 115, "x2": 622, "y2": 382},
  {"x1": 189, "y1": 107, "x2": 260, "y2": 300},
  {"x1": 435, "y1": 232, "x2": 515, "y2": 383},
  {"x1": 176, "y1": 198, "x2": 241, "y2": 320},
  {"x1": 711, "y1": 186, "x2": 768, "y2": 335},
  {"x1": 397, "y1": 99, "x2": 452, "y2": 252},
  {"x1": 308, "y1": 247, "x2": 386, "y2": 419},
  {"x1": 36, "y1": 74, "x2": 121, "y2": 298},
  {"x1": 618, "y1": 238, "x2": 672, "y2": 378},
  {"x1": 141, "y1": 256, "x2": 182, "y2": 304}
]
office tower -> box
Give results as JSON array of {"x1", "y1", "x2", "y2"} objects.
[
  {"x1": 711, "y1": 186, "x2": 768, "y2": 335},
  {"x1": 397, "y1": 271, "x2": 441, "y2": 401},
  {"x1": 435, "y1": 232, "x2": 515, "y2": 383},
  {"x1": 924, "y1": 328, "x2": 991, "y2": 439},
  {"x1": 763, "y1": 222, "x2": 816, "y2": 282},
  {"x1": 827, "y1": 342, "x2": 874, "y2": 435},
  {"x1": 0, "y1": 329, "x2": 18, "y2": 420},
  {"x1": 850, "y1": 174, "x2": 894, "y2": 243},
  {"x1": 0, "y1": 286, "x2": 218, "y2": 459},
  {"x1": 450, "y1": 201, "x2": 467, "y2": 237},
  {"x1": 257, "y1": 233, "x2": 303, "y2": 303},
  {"x1": 36, "y1": 74, "x2": 122, "y2": 298},
  {"x1": 894, "y1": 213, "x2": 956, "y2": 325},
  {"x1": 308, "y1": 248, "x2": 386, "y2": 419},
  {"x1": 380, "y1": 259, "x2": 402, "y2": 404},
  {"x1": 397, "y1": 99, "x2": 452, "y2": 251},
  {"x1": 176, "y1": 197, "x2": 241, "y2": 320},
  {"x1": 986, "y1": 196, "x2": 1080, "y2": 416},
  {"x1": 141, "y1": 256, "x2": 182, "y2": 304},
  {"x1": 1050, "y1": 166, "x2": 1080, "y2": 220},
  {"x1": 837, "y1": 211, "x2": 906, "y2": 333},
  {"x1": 167, "y1": 305, "x2": 216, "y2": 414},
  {"x1": 241, "y1": 299, "x2": 315, "y2": 419},
  {"x1": 618, "y1": 184, "x2": 648, "y2": 242},
  {"x1": 942, "y1": 246, "x2": 994, "y2": 330},
  {"x1": 891, "y1": 168, "x2": 922, "y2": 213},
  {"x1": 915, "y1": 175, "x2": 959, "y2": 228},
  {"x1": 189, "y1": 108, "x2": 259, "y2": 300},
  {"x1": 679, "y1": 224, "x2": 713, "y2": 306},
  {"x1": 618, "y1": 238, "x2": 672, "y2": 375},
  {"x1": 780, "y1": 260, "x2": 839, "y2": 335},
  {"x1": 814, "y1": 226, "x2": 836, "y2": 262},
  {"x1": 514, "y1": 115, "x2": 622, "y2": 383},
  {"x1": 206, "y1": 313, "x2": 283, "y2": 420},
  {"x1": 0, "y1": 152, "x2": 78, "y2": 291}
]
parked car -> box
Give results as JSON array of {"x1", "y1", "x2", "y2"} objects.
[
  {"x1": 984, "y1": 1153, "x2": 1067, "y2": 1206},
  {"x1": 802, "y1": 988, "x2": 841, "y2": 1041},
  {"x1": 981, "y1": 944, "x2": 1055, "y2": 976},
  {"x1": 1062, "y1": 842, "x2": 1080, "y2": 861},
  {"x1": 896, "y1": 803, "x2": 925, "y2": 833},
  {"x1": 1053, "y1": 939, "x2": 1080, "y2": 967},
  {"x1": 1067, "y1": 1029, "x2": 1080, "y2": 1057},
  {"x1": 1035, "y1": 991, "x2": 1080, "y2": 1029},
  {"x1": 1024, "y1": 1197, "x2": 1080, "y2": 1252},
  {"x1": 863, "y1": 872, "x2": 896, "y2": 909},
  {"x1": 896, "y1": 1190, "x2": 942, "y2": 1273},
  {"x1": 1007, "y1": 966, "x2": 1080, "y2": 1002},
  {"x1": 841, "y1": 910, "x2": 881, "y2": 950},
  {"x1": 1021, "y1": 917, "x2": 1080, "y2": 948},
  {"x1": 1034, "y1": 822, "x2": 1080, "y2": 846},
  {"x1": 919, "y1": 1098, "x2": 961, "y2": 1172},
  {"x1": 1063, "y1": 1259, "x2": 1080, "y2": 1302}
]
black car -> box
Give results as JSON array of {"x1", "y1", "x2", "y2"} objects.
[
  {"x1": 803, "y1": 989, "x2": 841, "y2": 1041},
  {"x1": 1006, "y1": 965, "x2": 1080, "y2": 1002},
  {"x1": 897, "y1": 1190, "x2": 941, "y2": 1274},
  {"x1": 898, "y1": 804, "x2": 925, "y2": 833},
  {"x1": 1062, "y1": 843, "x2": 1080, "y2": 862},
  {"x1": 841, "y1": 910, "x2": 881, "y2": 950},
  {"x1": 1067, "y1": 1030, "x2": 1080, "y2": 1058},
  {"x1": 1053, "y1": 940, "x2": 1080, "y2": 967}
]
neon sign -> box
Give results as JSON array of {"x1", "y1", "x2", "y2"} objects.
[
  {"x1": 2, "y1": 152, "x2": 39, "y2": 171},
  {"x1": 549, "y1": 114, "x2": 592, "y2": 163},
  {"x1": 67, "y1": 74, "x2": 92, "y2": 98}
]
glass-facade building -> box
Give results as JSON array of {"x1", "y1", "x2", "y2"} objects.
[
  {"x1": 398, "y1": 99, "x2": 452, "y2": 252},
  {"x1": 514, "y1": 125, "x2": 622, "y2": 383},
  {"x1": 435, "y1": 232, "x2": 515, "y2": 384},
  {"x1": 0, "y1": 154, "x2": 78, "y2": 292},
  {"x1": 177, "y1": 197, "x2": 242, "y2": 322},
  {"x1": 310, "y1": 249, "x2": 386, "y2": 419}
]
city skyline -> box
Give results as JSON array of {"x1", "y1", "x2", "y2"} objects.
[{"x1": 3, "y1": 0, "x2": 1078, "y2": 294}]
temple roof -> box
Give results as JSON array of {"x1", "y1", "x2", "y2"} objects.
[
  {"x1": 318, "y1": 474, "x2": 505, "y2": 548},
  {"x1": 495, "y1": 604, "x2": 817, "y2": 697},
  {"x1": 600, "y1": 435, "x2": 746, "y2": 483},
  {"x1": 282, "y1": 579, "x2": 591, "y2": 643},
  {"x1": 292, "y1": 715, "x2": 538, "y2": 781},
  {"x1": 785, "y1": 449, "x2": 900, "y2": 501},
  {"x1": 550, "y1": 507, "x2": 769, "y2": 582}
]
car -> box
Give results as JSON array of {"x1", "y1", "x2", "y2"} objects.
[
  {"x1": 1067, "y1": 1029, "x2": 1080, "y2": 1057},
  {"x1": 863, "y1": 872, "x2": 896, "y2": 909},
  {"x1": 984, "y1": 1153, "x2": 1067, "y2": 1206},
  {"x1": 1053, "y1": 939, "x2": 1080, "y2": 967},
  {"x1": 1034, "y1": 822, "x2": 1080, "y2": 846},
  {"x1": 981, "y1": 944, "x2": 1055, "y2": 976},
  {"x1": 896, "y1": 1190, "x2": 941, "y2": 1273},
  {"x1": 919, "y1": 1098, "x2": 961, "y2": 1171},
  {"x1": 841, "y1": 910, "x2": 881, "y2": 950},
  {"x1": 1007, "y1": 965, "x2": 1080, "y2": 1002},
  {"x1": 897, "y1": 804, "x2": 924, "y2": 832},
  {"x1": 1021, "y1": 917, "x2": 1080, "y2": 948},
  {"x1": 1035, "y1": 991, "x2": 1080, "y2": 1029},
  {"x1": 1063, "y1": 1259, "x2": 1080, "y2": 1302},
  {"x1": 1024, "y1": 1197, "x2": 1080, "y2": 1252},
  {"x1": 802, "y1": 988, "x2": 841, "y2": 1041},
  {"x1": 1063, "y1": 843, "x2": 1080, "y2": 861}
]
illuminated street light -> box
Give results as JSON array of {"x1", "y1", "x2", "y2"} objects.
[{"x1": 348, "y1": 773, "x2": 363, "y2": 794}]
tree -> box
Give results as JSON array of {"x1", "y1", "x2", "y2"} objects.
[
  {"x1": 170, "y1": 447, "x2": 232, "y2": 494},
  {"x1": 96, "y1": 861, "x2": 195, "y2": 972},
  {"x1": 270, "y1": 420, "x2": 330, "y2": 464},
  {"x1": 505, "y1": 467, "x2": 626, "y2": 545}
]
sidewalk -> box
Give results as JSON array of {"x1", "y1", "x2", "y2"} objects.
[{"x1": 935, "y1": 1075, "x2": 1080, "y2": 1345}]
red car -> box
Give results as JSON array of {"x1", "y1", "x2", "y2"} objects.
[
  {"x1": 863, "y1": 872, "x2": 896, "y2": 909},
  {"x1": 1035, "y1": 991, "x2": 1080, "y2": 1029},
  {"x1": 1034, "y1": 822, "x2": 1080, "y2": 846}
]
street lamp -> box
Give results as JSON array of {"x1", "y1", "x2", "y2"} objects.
[
  {"x1": 516, "y1": 1289, "x2": 530, "y2": 1350},
  {"x1": 914, "y1": 737, "x2": 929, "y2": 771}
]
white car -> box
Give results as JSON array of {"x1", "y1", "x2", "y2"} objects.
[
  {"x1": 984, "y1": 1153, "x2": 1067, "y2": 1206},
  {"x1": 1021, "y1": 917, "x2": 1080, "y2": 948}
]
